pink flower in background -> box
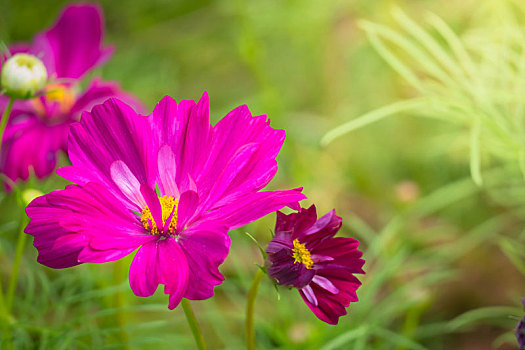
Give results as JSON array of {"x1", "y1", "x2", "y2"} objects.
[
  {"x1": 266, "y1": 205, "x2": 365, "y2": 324},
  {"x1": 0, "y1": 3, "x2": 142, "y2": 186},
  {"x1": 25, "y1": 93, "x2": 305, "y2": 308}
]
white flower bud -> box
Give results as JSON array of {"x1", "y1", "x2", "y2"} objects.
[{"x1": 1, "y1": 53, "x2": 48, "y2": 99}]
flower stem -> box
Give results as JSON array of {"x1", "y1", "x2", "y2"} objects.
[
  {"x1": 113, "y1": 259, "x2": 129, "y2": 349},
  {"x1": 0, "y1": 284, "x2": 5, "y2": 317},
  {"x1": 181, "y1": 298, "x2": 207, "y2": 350},
  {"x1": 0, "y1": 270, "x2": 11, "y2": 348},
  {"x1": 0, "y1": 97, "x2": 14, "y2": 154},
  {"x1": 246, "y1": 268, "x2": 265, "y2": 350},
  {"x1": 5, "y1": 213, "x2": 28, "y2": 312},
  {"x1": 395, "y1": 299, "x2": 431, "y2": 350}
]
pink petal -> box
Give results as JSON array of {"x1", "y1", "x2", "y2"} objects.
[
  {"x1": 157, "y1": 145, "x2": 179, "y2": 198},
  {"x1": 299, "y1": 284, "x2": 347, "y2": 325},
  {"x1": 140, "y1": 185, "x2": 163, "y2": 232},
  {"x1": 1, "y1": 114, "x2": 68, "y2": 184},
  {"x1": 301, "y1": 285, "x2": 318, "y2": 306},
  {"x1": 25, "y1": 182, "x2": 145, "y2": 268},
  {"x1": 176, "y1": 191, "x2": 199, "y2": 230},
  {"x1": 299, "y1": 270, "x2": 363, "y2": 325},
  {"x1": 24, "y1": 193, "x2": 86, "y2": 269},
  {"x1": 177, "y1": 92, "x2": 210, "y2": 179},
  {"x1": 78, "y1": 246, "x2": 136, "y2": 264},
  {"x1": 65, "y1": 98, "x2": 155, "y2": 210},
  {"x1": 312, "y1": 237, "x2": 365, "y2": 273},
  {"x1": 160, "y1": 239, "x2": 189, "y2": 309},
  {"x1": 129, "y1": 239, "x2": 189, "y2": 309},
  {"x1": 203, "y1": 188, "x2": 307, "y2": 230},
  {"x1": 129, "y1": 242, "x2": 160, "y2": 297},
  {"x1": 110, "y1": 160, "x2": 146, "y2": 210},
  {"x1": 150, "y1": 96, "x2": 195, "y2": 186},
  {"x1": 200, "y1": 143, "x2": 260, "y2": 210},
  {"x1": 36, "y1": 3, "x2": 113, "y2": 79},
  {"x1": 71, "y1": 78, "x2": 146, "y2": 115},
  {"x1": 312, "y1": 275, "x2": 339, "y2": 295},
  {"x1": 303, "y1": 209, "x2": 342, "y2": 248},
  {"x1": 196, "y1": 104, "x2": 285, "y2": 202},
  {"x1": 177, "y1": 221, "x2": 230, "y2": 300}
]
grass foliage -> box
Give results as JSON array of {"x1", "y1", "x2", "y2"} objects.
[{"x1": 1, "y1": 0, "x2": 525, "y2": 349}]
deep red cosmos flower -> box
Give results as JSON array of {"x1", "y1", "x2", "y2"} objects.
[{"x1": 266, "y1": 205, "x2": 365, "y2": 324}]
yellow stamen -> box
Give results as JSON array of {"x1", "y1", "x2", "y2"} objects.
[
  {"x1": 30, "y1": 84, "x2": 75, "y2": 116},
  {"x1": 292, "y1": 239, "x2": 313, "y2": 269},
  {"x1": 140, "y1": 195, "x2": 179, "y2": 234}
]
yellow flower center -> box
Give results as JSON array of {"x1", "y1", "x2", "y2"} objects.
[
  {"x1": 292, "y1": 239, "x2": 313, "y2": 269},
  {"x1": 140, "y1": 195, "x2": 179, "y2": 234},
  {"x1": 31, "y1": 84, "x2": 76, "y2": 116}
]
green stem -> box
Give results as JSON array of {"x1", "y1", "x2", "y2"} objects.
[
  {"x1": 0, "y1": 270, "x2": 11, "y2": 349},
  {"x1": 113, "y1": 259, "x2": 129, "y2": 349},
  {"x1": 0, "y1": 263, "x2": 7, "y2": 319},
  {"x1": 395, "y1": 298, "x2": 431, "y2": 350},
  {"x1": 0, "y1": 95, "x2": 15, "y2": 347},
  {"x1": 6, "y1": 213, "x2": 28, "y2": 312},
  {"x1": 0, "y1": 97, "x2": 14, "y2": 154},
  {"x1": 181, "y1": 298, "x2": 207, "y2": 350},
  {"x1": 246, "y1": 268, "x2": 265, "y2": 350}
]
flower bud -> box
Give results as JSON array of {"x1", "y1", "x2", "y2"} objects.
[{"x1": 1, "y1": 53, "x2": 48, "y2": 99}]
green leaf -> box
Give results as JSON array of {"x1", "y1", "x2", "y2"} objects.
[
  {"x1": 321, "y1": 98, "x2": 429, "y2": 146},
  {"x1": 470, "y1": 119, "x2": 483, "y2": 186},
  {"x1": 244, "y1": 231, "x2": 267, "y2": 260}
]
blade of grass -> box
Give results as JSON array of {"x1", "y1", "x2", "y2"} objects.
[
  {"x1": 470, "y1": 119, "x2": 483, "y2": 185},
  {"x1": 321, "y1": 98, "x2": 429, "y2": 146}
]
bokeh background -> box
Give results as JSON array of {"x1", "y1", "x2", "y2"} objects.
[{"x1": 1, "y1": 0, "x2": 525, "y2": 349}]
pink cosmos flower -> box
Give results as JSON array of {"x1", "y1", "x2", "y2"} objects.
[
  {"x1": 266, "y1": 205, "x2": 365, "y2": 324},
  {"x1": 25, "y1": 93, "x2": 306, "y2": 308},
  {"x1": 0, "y1": 3, "x2": 142, "y2": 186}
]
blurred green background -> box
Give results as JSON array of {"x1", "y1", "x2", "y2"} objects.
[{"x1": 1, "y1": 0, "x2": 525, "y2": 349}]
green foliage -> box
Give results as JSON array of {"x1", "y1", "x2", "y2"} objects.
[
  {"x1": 1, "y1": 0, "x2": 525, "y2": 349},
  {"x1": 325, "y1": 2, "x2": 525, "y2": 186}
]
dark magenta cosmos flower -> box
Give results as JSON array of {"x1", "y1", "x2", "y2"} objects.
[
  {"x1": 266, "y1": 205, "x2": 365, "y2": 324},
  {"x1": 25, "y1": 93, "x2": 305, "y2": 308},
  {"x1": 0, "y1": 3, "x2": 142, "y2": 185},
  {"x1": 517, "y1": 299, "x2": 525, "y2": 349}
]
